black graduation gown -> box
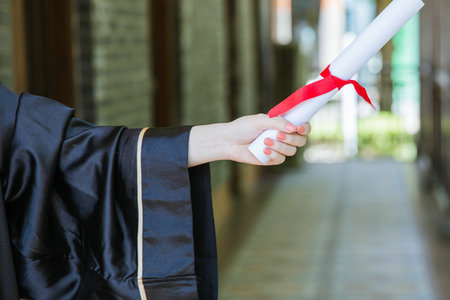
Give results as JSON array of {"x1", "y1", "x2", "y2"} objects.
[{"x1": 0, "y1": 84, "x2": 218, "y2": 299}]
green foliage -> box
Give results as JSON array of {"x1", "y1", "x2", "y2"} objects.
[
  {"x1": 358, "y1": 112, "x2": 416, "y2": 161},
  {"x1": 309, "y1": 112, "x2": 417, "y2": 162},
  {"x1": 309, "y1": 120, "x2": 344, "y2": 143}
]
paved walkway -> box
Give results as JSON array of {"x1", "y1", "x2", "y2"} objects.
[{"x1": 219, "y1": 160, "x2": 448, "y2": 300}]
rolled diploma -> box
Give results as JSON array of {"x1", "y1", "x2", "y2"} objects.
[{"x1": 249, "y1": 0, "x2": 424, "y2": 164}]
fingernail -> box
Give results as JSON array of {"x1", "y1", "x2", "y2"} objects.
[
  {"x1": 298, "y1": 126, "x2": 305, "y2": 134},
  {"x1": 285, "y1": 123, "x2": 296, "y2": 133},
  {"x1": 277, "y1": 132, "x2": 286, "y2": 141},
  {"x1": 264, "y1": 138, "x2": 274, "y2": 146},
  {"x1": 264, "y1": 148, "x2": 272, "y2": 155}
]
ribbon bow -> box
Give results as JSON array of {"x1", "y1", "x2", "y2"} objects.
[{"x1": 268, "y1": 65, "x2": 375, "y2": 118}]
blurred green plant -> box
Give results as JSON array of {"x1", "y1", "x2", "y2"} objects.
[
  {"x1": 358, "y1": 112, "x2": 417, "y2": 161},
  {"x1": 308, "y1": 111, "x2": 417, "y2": 162}
]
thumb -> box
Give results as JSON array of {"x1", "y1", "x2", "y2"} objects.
[{"x1": 265, "y1": 116, "x2": 297, "y2": 133}]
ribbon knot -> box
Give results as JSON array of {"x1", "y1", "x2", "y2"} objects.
[{"x1": 268, "y1": 65, "x2": 375, "y2": 118}]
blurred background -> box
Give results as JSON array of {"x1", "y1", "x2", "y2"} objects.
[{"x1": 1, "y1": 0, "x2": 450, "y2": 299}]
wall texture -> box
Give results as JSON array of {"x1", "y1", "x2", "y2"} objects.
[
  {"x1": 89, "y1": 0, "x2": 152, "y2": 127},
  {"x1": 179, "y1": 0, "x2": 230, "y2": 188},
  {"x1": 235, "y1": 1, "x2": 259, "y2": 116},
  {"x1": 179, "y1": 1, "x2": 228, "y2": 125},
  {"x1": 0, "y1": 0, "x2": 13, "y2": 89}
]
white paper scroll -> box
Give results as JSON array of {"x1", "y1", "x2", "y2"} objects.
[{"x1": 249, "y1": 0, "x2": 425, "y2": 164}]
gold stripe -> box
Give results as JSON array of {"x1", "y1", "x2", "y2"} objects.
[{"x1": 137, "y1": 127, "x2": 149, "y2": 300}]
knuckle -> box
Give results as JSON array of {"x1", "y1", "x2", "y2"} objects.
[
  {"x1": 255, "y1": 113, "x2": 269, "y2": 123},
  {"x1": 258, "y1": 113, "x2": 269, "y2": 119}
]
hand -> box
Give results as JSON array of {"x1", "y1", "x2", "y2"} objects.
[
  {"x1": 220, "y1": 114, "x2": 311, "y2": 165},
  {"x1": 188, "y1": 114, "x2": 311, "y2": 167}
]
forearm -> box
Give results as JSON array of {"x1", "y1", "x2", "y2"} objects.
[
  {"x1": 188, "y1": 123, "x2": 230, "y2": 168},
  {"x1": 187, "y1": 114, "x2": 311, "y2": 168}
]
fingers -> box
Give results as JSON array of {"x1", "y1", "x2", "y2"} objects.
[
  {"x1": 264, "y1": 137, "x2": 298, "y2": 156},
  {"x1": 262, "y1": 121, "x2": 311, "y2": 165},
  {"x1": 297, "y1": 122, "x2": 311, "y2": 136},
  {"x1": 264, "y1": 120, "x2": 310, "y2": 150},
  {"x1": 267, "y1": 116, "x2": 311, "y2": 135},
  {"x1": 248, "y1": 114, "x2": 312, "y2": 165},
  {"x1": 263, "y1": 116, "x2": 297, "y2": 133},
  {"x1": 263, "y1": 147, "x2": 287, "y2": 165},
  {"x1": 276, "y1": 131, "x2": 307, "y2": 148},
  {"x1": 263, "y1": 136, "x2": 298, "y2": 166}
]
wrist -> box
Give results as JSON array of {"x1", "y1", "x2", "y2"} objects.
[{"x1": 188, "y1": 123, "x2": 230, "y2": 167}]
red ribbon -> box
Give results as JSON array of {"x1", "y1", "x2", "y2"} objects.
[{"x1": 268, "y1": 65, "x2": 375, "y2": 118}]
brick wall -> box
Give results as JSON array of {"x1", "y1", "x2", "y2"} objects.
[
  {"x1": 235, "y1": 1, "x2": 259, "y2": 116},
  {"x1": 179, "y1": 0, "x2": 230, "y2": 188},
  {"x1": 74, "y1": 0, "x2": 260, "y2": 189},
  {"x1": 233, "y1": 1, "x2": 261, "y2": 198},
  {"x1": 85, "y1": 0, "x2": 152, "y2": 127},
  {"x1": 179, "y1": 0, "x2": 229, "y2": 125},
  {"x1": 0, "y1": 0, "x2": 13, "y2": 89}
]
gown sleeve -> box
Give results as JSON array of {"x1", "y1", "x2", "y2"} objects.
[
  {"x1": 0, "y1": 84, "x2": 218, "y2": 300},
  {"x1": 0, "y1": 84, "x2": 20, "y2": 300}
]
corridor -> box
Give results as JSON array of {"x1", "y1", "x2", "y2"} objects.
[{"x1": 219, "y1": 160, "x2": 450, "y2": 300}]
